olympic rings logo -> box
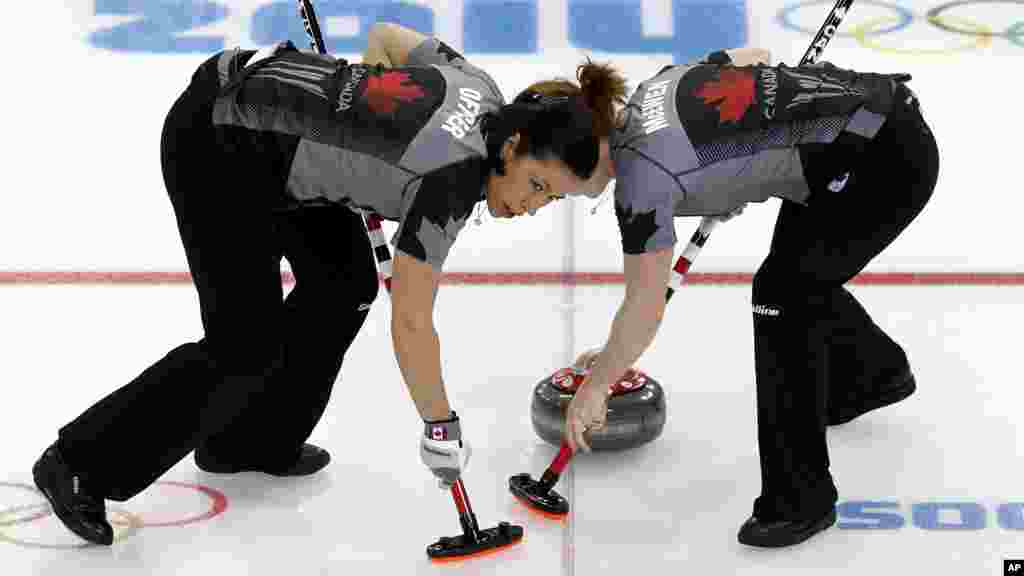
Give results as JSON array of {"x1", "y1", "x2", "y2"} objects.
[
  {"x1": 0, "y1": 481, "x2": 228, "y2": 549},
  {"x1": 779, "y1": 0, "x2": 1024, "y2": 55}
]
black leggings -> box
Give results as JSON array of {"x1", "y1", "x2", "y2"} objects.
[
  {"x1": 55, "y1": 54, "x2": 379, "y2": 501},
  {"x1": 751, "y1": 85, "x2": 939, "y2": 520}
]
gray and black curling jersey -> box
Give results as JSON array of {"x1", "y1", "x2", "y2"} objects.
[
  {"x1": 211, "y1": 38, "x2": 504, "y2": 268},
  {"x1": 611, "y1": 54, "x2": 910, "y2": 255}
]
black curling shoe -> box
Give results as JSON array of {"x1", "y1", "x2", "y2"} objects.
[
  {"x1": 737, "y1": 508, "x2": 837, "y2": 548},
  {"x1": 828, "y1": 369, "x2": 916, "y2": 426},
  {"x1": 195, "y1": 443, "x2": 331, "y2": 477},
  {"x1": 32, "y1": 443, "x2": 114, "y2": 546}
]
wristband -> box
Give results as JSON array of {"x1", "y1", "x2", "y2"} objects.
[{"x1": 424, "y1": 411, "x2": 461, "y2": 442}]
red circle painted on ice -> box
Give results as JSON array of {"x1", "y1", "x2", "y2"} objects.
[{"x1": 108, "y1": 481, "x2": 228, "y2": 528}]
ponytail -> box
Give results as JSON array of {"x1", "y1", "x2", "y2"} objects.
[
  {"x1": 577, "y1": 60, "x2": 629, "y2": 139},
  {"x1": 481, "y1": 59, "x2": 627, "y2": 180}
]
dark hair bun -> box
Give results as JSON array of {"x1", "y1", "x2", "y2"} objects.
[
  {"x1": 481, "y1": 61, "x2": 628, "y2": 181},
  {"x1": 479, "y1": 99, "x2": 598, "y2": 180}
]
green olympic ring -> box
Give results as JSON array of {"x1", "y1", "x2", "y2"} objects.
[
  {"x1": 851, "y1": 13, "x2": 994, "y2": 54},
  {"x1": 928, "y1": 1, "x2": 1024, "y2": 42},
  {"x1": 1012, "y1": 20, "x2": 1024, "y2": 46},
  {"x1": 780, "y1": 0, "x2": 1024, "y2": 53}
]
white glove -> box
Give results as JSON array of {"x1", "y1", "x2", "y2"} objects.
[
  {"x1": 713, "y1": 203, "x2": 746, "y2": 223},
  {"x1": 420, "y1": 412, "x2": 471, "y2": 490}
]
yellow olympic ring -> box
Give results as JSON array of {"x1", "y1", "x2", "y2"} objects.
[
  {"x1": 851, "y1": 14, "x2": 994, "y2": 55},
  {"x1": 0, "y1": 503, "x2": 143, "y2": 549}
]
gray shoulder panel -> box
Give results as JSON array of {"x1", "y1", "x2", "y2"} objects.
[
  {"x1": 612, "y1": 147, "x2": 678, "y2": 255},
  {"x1": 399, "y1": 66, "x2": 502, "y2": 174}
]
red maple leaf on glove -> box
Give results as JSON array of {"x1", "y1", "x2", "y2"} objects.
[
  {"x1": 694, "y1": 69, "x2": 755, "y2": 124},
  {"x1": 363, "y1": 71, "x2": 426, "y2": 115}
]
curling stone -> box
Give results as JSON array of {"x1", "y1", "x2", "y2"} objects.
[{"x1": 530, "y1": 366, "x2": 666, "y2": 451}]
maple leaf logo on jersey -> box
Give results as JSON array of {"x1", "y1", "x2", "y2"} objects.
[
  {"x1": 615, "y1": 202, "x2": 660, "y2": 254},
  {"x1": 364, "y1": 72, "x2": 426, "y2": 115},
  {"x1": 435, "y1": 42, "x2": 462, "y2": 64},
  {"x1": 694, "y1": 69, "x2": 755, "y2": 124}
]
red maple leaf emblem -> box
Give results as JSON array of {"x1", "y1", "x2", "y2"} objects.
[
  {"x1": 694, "y1": 69, "x2": 755, "y2": 124},
  {"x1": 363, "y1": 71, "x2": 426, "y2": 115}
]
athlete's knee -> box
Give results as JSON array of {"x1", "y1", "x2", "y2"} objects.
[
  {"x1": 753, "y1": 263, "x2": 833, "y2": 320},
  {"x1": 301, "y1": 268, "x2": 379, "y2": 317}
]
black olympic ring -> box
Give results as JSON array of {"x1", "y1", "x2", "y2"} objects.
[
  {"x1": 0, "y1": 480, "x2": 227, "y2": 549},
  {"x1": 780, "y1": 0, "x2": 1024, "y2": 50}
]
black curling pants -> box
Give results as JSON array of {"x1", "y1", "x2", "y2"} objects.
[
  {"x1": 54, "y1": 54, "x2": 379, "y2": 501},
  {"x1": 751, "y1": 85, "x2": 939, "y2": 521}
]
